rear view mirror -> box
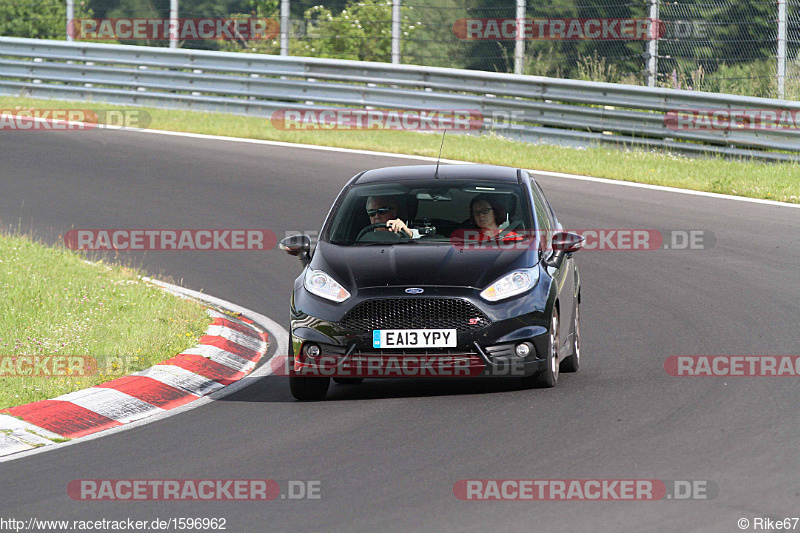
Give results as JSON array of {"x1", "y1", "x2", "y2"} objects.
[
  {"x1": 552, "y1": 231, "x2": 584, "y2": 253},
  {"x1": 280, "y1": 234, "x2": 312, "y2": 266},
  {"x1": 543, "y1": 231, "x2": 584, "y2": 268},
  {"x1": 416, "y1": 191, "x2": 452, "y2": 201}
]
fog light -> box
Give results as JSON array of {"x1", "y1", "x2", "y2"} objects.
[
  {"x1": 303, "y1": 343, "x2": 321, "y2": 358},
  {"x1": 515, "y1": 343, "x2": 531, "y2": 357}
]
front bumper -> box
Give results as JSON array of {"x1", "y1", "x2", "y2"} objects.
[
  {"x1": 290, "y1": 351, "x2": 549, "y2": 378},
  {"x1": 289, "y1": 288, "x2": 553, "y2": 378}
]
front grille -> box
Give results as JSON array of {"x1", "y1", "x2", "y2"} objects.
[
  {"x1": 352, "y1": 348, "x2": 478, "y2": 356},
  {"x1": 340, "y1": 298, "x2": 490, "y2": 333}
]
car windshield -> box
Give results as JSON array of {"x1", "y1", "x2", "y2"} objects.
[{"x1": 323, "y1": 180, "x2": 534, "y2": 246}]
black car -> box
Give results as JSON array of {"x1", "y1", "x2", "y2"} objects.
[{"x1": 280, "y1": 164, "x2": 583, "y2": 400}]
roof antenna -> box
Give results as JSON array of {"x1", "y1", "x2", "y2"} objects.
[{"x1": 434, "y1": 129, "x2": 447, "y2": 179}]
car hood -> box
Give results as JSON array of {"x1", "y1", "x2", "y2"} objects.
[{"x1": 311, "y1": 241, "x2": 538, "y2": 291}]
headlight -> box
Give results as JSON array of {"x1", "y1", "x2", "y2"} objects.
[
  {"x1": 480, "y1": 268, "x2": 539, "y2": 302},
  {"x1": 304, "y1": 268, "x2": 351, "y2": 303}
]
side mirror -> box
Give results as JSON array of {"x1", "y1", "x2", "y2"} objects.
[
  {"x1": 280, "y1": 234, "x2": 312, "y2": 267},
  {"x1": 543, "y1": 231, "x2": 584, "y2": 269}
]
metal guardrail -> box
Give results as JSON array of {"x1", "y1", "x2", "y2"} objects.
[{"x1": 2, "y1": 37, "x2": 799, "y2": 162}]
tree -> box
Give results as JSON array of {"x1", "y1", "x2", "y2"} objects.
[
  {"x1": 459, "y1": 0, "x2": 518, "y2": 73},
  {"x1": 397, "y1": 0, "x2": 469, "y2": 69},
  {"x1": 0, "y1": 0, "x2": 90, "y2": 39},
  {"x1": 658, "y1": 0, "x2": 775, "y2": 91},
  {"x1": 294, "y1": 0, "x2": 417, "y2": 62},
  {"x1": 217, "y1": 0, "x2": 280, "y2": 54}
]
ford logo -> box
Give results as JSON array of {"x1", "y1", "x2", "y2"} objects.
[{"x1": 405, "y1": 288, "x2": 424, "y2": 294}]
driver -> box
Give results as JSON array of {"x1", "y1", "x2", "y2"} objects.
[{"x1": 365, "y1": 196, "x2": 420, "y2": 238}]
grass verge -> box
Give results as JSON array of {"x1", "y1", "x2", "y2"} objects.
[
  {"x1": 0, "y1": 233, "x2": 211, "y2": 411},
  {"x1": 1, "y1": 96, "x2": 799, "y2": 204}
]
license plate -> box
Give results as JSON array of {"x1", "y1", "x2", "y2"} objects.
[{"x1": 372, "y1": 329, "x2": 457, "y2": 349}]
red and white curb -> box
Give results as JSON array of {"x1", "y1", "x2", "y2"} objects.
[{"x1": 0, "y1": 301, "x2": 269, "y2": 457}]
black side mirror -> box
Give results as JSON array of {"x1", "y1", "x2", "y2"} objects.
[
  {"x1": 543, "y1": 231, "x2": 584, "y2": 269},
  {"x1": 280, "y1": 234, "x2": 312, "y2": 267}
]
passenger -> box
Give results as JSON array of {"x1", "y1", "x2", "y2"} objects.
[{"x1": 452, "y1": 195, "x2": 521, "y2": 242}]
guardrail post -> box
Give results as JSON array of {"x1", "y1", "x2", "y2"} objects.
[
  {"x1": 514, "y1": 0, "x2": 525, "y2": 74},
  {"x1": 778, "y1": 0, "x2": 787, "y2": 99},
  {"x1": 281, "y1": 0, "x2": 290, "y2": 56},
  {"x1": 392, "y1": 0, "x2": 401, "y2": 64},
  {"x1": 647, "y1": 0, "x2": 659, "y2": 87},
  {"x1": 169, "y1": 0, "x2": 178, "y2": 49},
  {"x1": 66, "y1": 0, "x2": 74, "y2": 42}
]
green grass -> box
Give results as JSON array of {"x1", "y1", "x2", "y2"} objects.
[
  {"x1": 1, "y1": 95, "x2": 799, "y2": 203},
  {"x1": 0, "y1": 233, "x2": 210, "y2": 411}
]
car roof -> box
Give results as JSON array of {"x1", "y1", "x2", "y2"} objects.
[{"x1": 354, "y1": 164, "x2": 522, "y2": 184}]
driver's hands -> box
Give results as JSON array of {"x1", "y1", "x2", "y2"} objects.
[{"x1": 385, "y1": 219, "x2": 413, "y2": 238}]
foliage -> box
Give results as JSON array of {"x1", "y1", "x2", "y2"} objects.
[
  {"x1": 522, "y1": 47, "x2": 564, "y2": 78},
  {"x1": 660, "y1": 61, "x2": 777, "y2": 98},
  {"x1": 576, "y1": 50, "x2": 640, "y2": 85},
  {"x1": 216, "y1": 0, "x2": 280, "y2": 54},
  {"x1": 219, "y1": 0, "x2": 420, "y2": 62},
  {"x1": 293, "y1": 0, "x2": 416, "y2": 61},
  {"x1": 0, "y1": 0, "x2": 91, "y2": 39},
  {"x1": 1, "y1": 0, "x2": 794, "y2": 99},
  {"x1": 400, "y1": 0, "x2": 468, "y2": 69}
]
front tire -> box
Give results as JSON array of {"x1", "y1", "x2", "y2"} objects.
[
  {"x1": 521, "y1": 308, "x2": 560, "y2": 388},
  {"x1": 560, "y1": 300, "x2": 580, "y2": 373},
  {"x1": 289, "y1": 376, "x2": 330, "y2": 401}
]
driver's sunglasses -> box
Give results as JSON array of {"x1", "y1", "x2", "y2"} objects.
[
  {"x1": 367, "y1": 206, "x2": 394, "y2": 217},
  {"x1": 472, "y1": 207, "x2": 493, "y2": 216}
]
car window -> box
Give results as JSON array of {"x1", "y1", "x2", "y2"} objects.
[
  {"x1": 531, "y1": 185, "x2": 552, "y2": 233},
  {"x1": 322, "y1": 180, "x2": 534, "y2": 245},
  {"x1": 530, "y1": 178, "x2": 558, "y2": 230}
]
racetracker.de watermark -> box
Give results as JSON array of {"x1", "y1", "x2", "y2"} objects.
[
  {"x1": 67, "y1": 479, "x2": 321, "y2": 501},
  {"x1": 665, "y1": 109, "x2": 800, "y2": 131},
  {"x1": 271, "y1": 354, "x2": 500, "y2": 378},
  {"x1": 68, "y1": 18, "x2": 279, "y2": 41},
  {"x1": 665, "y1": 356, "x2": 800, "y2": 377},
  {"x1": 63, "y1": 229, "x2": 277, "y2": 251},
  {"x1": 449, "y1": 229, "x2": 714, "y2": 251},
  {"x1": 453, "y1": 479, "x2": 718, "y2": 501},
  {"x1": 0, "y1": 109, "x2": 151, "y2": 130},
  {"x1": 453, "y1": 18, "x2": 664, "y2": 40},
  {"x1": 0, "y1": 355, "x2": 162, "y2": 378},
  {"x1": 270, "y1": 109, "x2": 484, "y2": 131},
  {"x1": 0, "y1": 355, "x2": 96, "y2": 377}
]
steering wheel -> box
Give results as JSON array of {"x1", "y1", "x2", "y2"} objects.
[{"x1": 355, "y1": 222, "x2": 410, "y2": 242}]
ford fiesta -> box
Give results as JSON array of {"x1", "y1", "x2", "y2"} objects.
[{"x1": 280, "y1": 164, "x2": 584, "y2": 400}]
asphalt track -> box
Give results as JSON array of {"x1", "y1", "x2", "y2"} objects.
[{"x1": 1, "y1": 128, "x2": 799, "y2": 532}]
